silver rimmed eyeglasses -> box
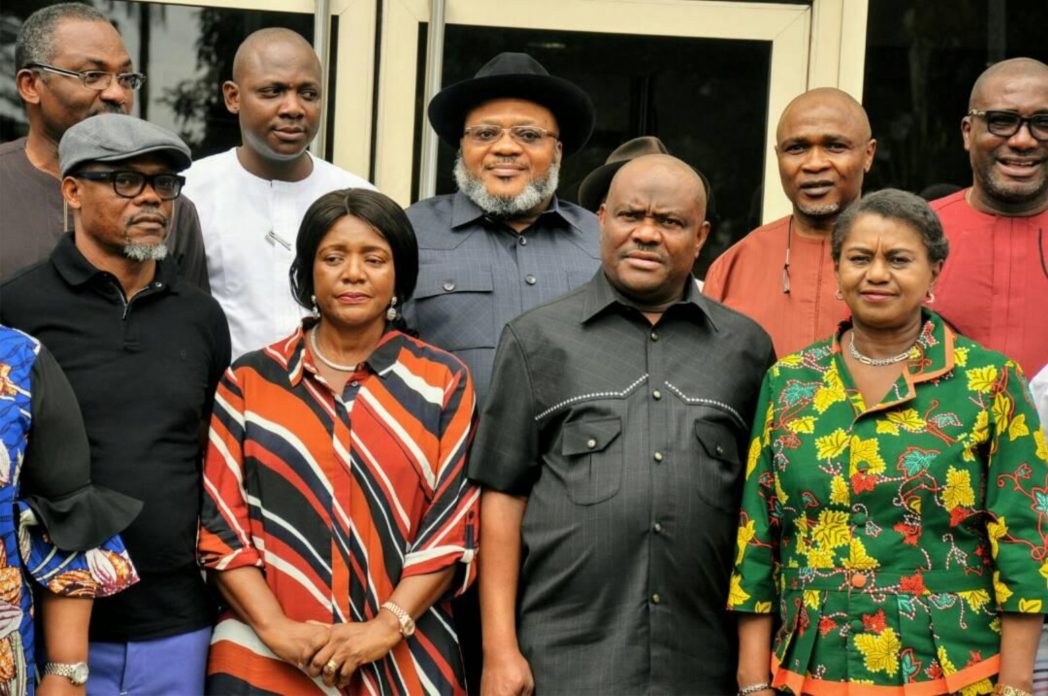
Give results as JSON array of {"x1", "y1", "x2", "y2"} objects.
[
  {"x1": 24, "y1": 62, "x2": 146, "y2": 91},
  {"x1": 463, "y1": 125, "x2": 559, "y2": 147}
]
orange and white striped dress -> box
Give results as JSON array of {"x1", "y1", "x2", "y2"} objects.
[{"x1": 199, "y1": 326, "x2": 478, "y2": 695}]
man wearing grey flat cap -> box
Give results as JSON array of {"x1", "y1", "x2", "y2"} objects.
[{"x1": 0, "y1": 113, "x2": 230, "y2": 695}]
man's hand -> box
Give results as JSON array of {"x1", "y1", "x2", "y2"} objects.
[
  {"x1": 304, "y1": 613, "x2": 402, "y2": 688},
  {"x1": 257, "y1": 617, "x2": 331, "y2": 668},
  {"x1": 481, "y1": 648, "x2": 534, "y2": 696},
  {"x1": 37, "y1": 674, "x2": 85, "y2": 696}
]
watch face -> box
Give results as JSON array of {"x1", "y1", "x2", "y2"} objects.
[
  {"x1": 71, "y1": 663, "x2": 89, "y2": 684},
  {"x1": 404, "y1": 618, "x2": 416, "y2": 637}
]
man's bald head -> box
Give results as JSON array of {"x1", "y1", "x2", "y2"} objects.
[
  {"x1": 969, "y1": 57, "x2": 1048, "y2": 108},
  {"x1": 600, "y1": 154, "x2": 711, "y2": 313},
  {"x1": 962, "y1": 57, "x2": 1048, "y2": 215},
  {"x1": 777, "y1": 88, "x2": 871, "y2": 143},
  {"x1": 231, "y1": 28, "x2": 320, "y2": 83},
  {"x1": 774, "y1": 87, "x2": 876, "y2": 228},
  {"x1": 607, "y1": 154, "x2": 708, "y2": 215}
]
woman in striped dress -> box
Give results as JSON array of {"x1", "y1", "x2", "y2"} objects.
[{"x1": 198, "y1": 189, "x2": 479, "y2": 695}]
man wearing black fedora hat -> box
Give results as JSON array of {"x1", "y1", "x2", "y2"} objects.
[{"x1": 404, "y1": 52, "x2": 601, "y2": 407}]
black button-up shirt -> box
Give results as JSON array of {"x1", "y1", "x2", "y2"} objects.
[
  {"x1": 404, "y1": 191, "x2": 600, "y2": 405},
  {"x1": 470, "y1": 271, "x2": 774, "y2": 695},
  {"x1": 0, "y1": 233, "x2": 230, "y2": 641}
]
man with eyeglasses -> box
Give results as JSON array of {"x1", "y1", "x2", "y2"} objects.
[
  {"x1": 0, "y1": 114, "x2": 230, "y2": 695},
  {"x1": 702, "y1": 88, "x2": 876, "y2": 357},
  {"x1": 930, "y1": 57, "x2": 1048, "y2": 379},
  {"x1": 0, "y1": 3, "x2": 210, "y2": 292},
  {"x1": 403, "y1": 51, "x2": 599, "y2": 692}
]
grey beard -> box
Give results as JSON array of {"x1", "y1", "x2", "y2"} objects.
[
  {"x1": 124, "y1": 241, "x2": 169, "y2": 262},
  {"x1": 796, "y1": 201, "x2": 841, "y2": 218},
  {"x1": 454, "y1": 156, "x2": 559, "y2": 219}
]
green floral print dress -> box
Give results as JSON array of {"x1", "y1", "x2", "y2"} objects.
[{"x1": 729, "y1": 310, "x2": 1048, "y2": 695}]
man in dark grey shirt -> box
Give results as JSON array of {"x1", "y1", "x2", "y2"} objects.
[{"x1": 471, "y1": 154, "x2": 774, "y2": 695}]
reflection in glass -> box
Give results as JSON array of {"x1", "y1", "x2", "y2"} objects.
[
  {"x1": 414, "y1": 26, "x2": 771, "y2": 277},
  {"x1": 0, "y1": 2, "x2": 320, "y2": 160}
]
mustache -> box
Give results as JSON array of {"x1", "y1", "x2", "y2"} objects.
[{"x1": 127, "y1": 207, "x2": 170, "y2": 227}]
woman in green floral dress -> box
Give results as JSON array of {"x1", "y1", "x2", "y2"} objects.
[{"x1": 731, "y1": 189, "x2": 1047, "y2": 696}]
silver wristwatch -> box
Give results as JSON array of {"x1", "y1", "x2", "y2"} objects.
[{"x1": 43, "y1": 661, "x2": 90, "y2": 686}]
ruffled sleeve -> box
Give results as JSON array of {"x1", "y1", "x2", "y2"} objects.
[{"x1": 18, "y1": 344, "x2": 140, "y2": 597}]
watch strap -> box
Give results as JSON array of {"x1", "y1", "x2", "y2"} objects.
[
  {"x1": 43, "y1": 661, "x2": 89, "y2": 686},
  {"x1": 380, "y1": 600, "x2": 415, "y2": 637}
]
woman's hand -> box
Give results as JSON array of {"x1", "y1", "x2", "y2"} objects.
[
  {"x1": 257, "y1": 616, "x2": 331, "y2": 668},
  {"x1": 480, "y1": 647, "x2": 534, "y2": 696},
  {"x1": 37, "y1": 674, "x2": 85, "y2": 696},
  {"x1": 304, "y1": 612, "x2": 402, "y2": 687}
]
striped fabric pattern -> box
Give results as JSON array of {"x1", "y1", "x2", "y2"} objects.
[{"x1": 199, "y1": 326, "x2": 478, "y2": 695}]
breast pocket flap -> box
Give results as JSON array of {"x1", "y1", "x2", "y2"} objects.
[
  {"x1": 694, "y1": 421, "x2": 740, "y2": 463},
  {"x1": 414, "y1": 265, "x2": 494, "y2": 299},
  {"x1": 562, "y1": 417, "x2": 623, "y2": 456}
]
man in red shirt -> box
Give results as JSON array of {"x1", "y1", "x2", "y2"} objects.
[{"x1": 931, "y1": 57, "x2": 1048, "y2": 378}]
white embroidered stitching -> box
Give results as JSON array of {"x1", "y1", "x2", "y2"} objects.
[
  {"x1": 663, "y1": 382, "x2": 745, "y2": 428},
  {"x1": 535, "y1": 374, "x2": 648, "y2": 421}
]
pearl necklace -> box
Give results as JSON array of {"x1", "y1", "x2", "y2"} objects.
[
  {"x1": 848, "y1": 333, "x2": 915, "y2": 366},
  {"x1": 309, "y1": 329, "x2": 358, "y2": 372}
]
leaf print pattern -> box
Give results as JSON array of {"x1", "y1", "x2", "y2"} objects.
[{"x1": 729, "y1": 312, "x2": 1048, "y2": 694}]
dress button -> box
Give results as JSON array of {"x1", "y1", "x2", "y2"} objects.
[
  {"x1": 653, "y1": 451, "x2": 664, "y2": 462},
  {"x1": 586, "y1": 438, "x2": 598, "y2": 449},
  {"x1": 653, "y1": 522, "x2": 663, "y2": 534},
  {"x1": 652, "y1": 389, "x2": 662, "y2": 400},
  {"x1": 442, "y1": 281, "x2": 456, "y2": 292},
  {"x1": 850, "y1": 573, "x2": 867, "y2": 589},
  {"x1": 852, "y1": 512, "x2": 867, "y2": 526},
  {"x1": 650, "y1": 331, "x2": 659, "y2": 342},
  {"x1": 651, "y1": 593, "x2": 661, "y2": 605},
  {"x1": 518, "y1": 236, "x2": 528, "y2": 246},
  {"x1": 715, "y1": 444, "x2": 724, "y2": 455},
  {"x1": 525, "y1": 274, "x2": 537, "y2": 285}
]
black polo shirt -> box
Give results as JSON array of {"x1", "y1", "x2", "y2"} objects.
[
  {"x1": 0, "y1": 233, "x2": 230, "y2": 641},
  {"x1": 469, "y1": 271, "x2": 775, "y2": 695}
]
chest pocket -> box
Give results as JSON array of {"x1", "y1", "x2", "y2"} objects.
[
  {"x1": 694, "y1": 420, "x2": 743, "y2": 514},
  {"x1": 412, "y1": 265, "x2": 496, "y2": 351},
  {"x1": 558, "y1": 417, "x2": 624, "y2": 505}
]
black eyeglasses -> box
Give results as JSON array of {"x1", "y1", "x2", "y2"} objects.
[
  {"x1": 74, "y1": 171, "x2": 185, "y2": 200},
  {"x1": 967, "y1": 109, "x2": 1048, "y2": 142},
  {"x1": 25, "y1": 62, "x2": 145, "y2": 91},
  {"x1": 462, "y1": 125, "x2": 559, "y2": 147}
]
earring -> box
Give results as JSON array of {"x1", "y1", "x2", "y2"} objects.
[
  {"x1": 834, "y1": 289, "x2": 843, "y2": 300},
  {"x1": 926, "y1": 289, "x2": 936, "y2": 304},
  {"x1": 386, "y1": 296, "x2": 398, "y2": 322},
  {"x1": 310, "y1": 294, "x2": 320, "y2": 319}
]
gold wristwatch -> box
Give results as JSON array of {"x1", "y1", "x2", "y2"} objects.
[{"x1": 381, "y1": 600, "x2": 416, "y2": 637}]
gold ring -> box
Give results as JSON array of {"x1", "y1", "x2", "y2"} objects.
[{"x1": 323, "y1": 660, "x2": 338, "y2": 674}]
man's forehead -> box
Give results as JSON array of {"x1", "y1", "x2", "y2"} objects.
[
  {"x1": 608, "y1": 172, "x2": 701, "y2": 215},
  {"x1": 50, "y1": 18, "x2": 131, "y2": 66},
  {"x1": 239, "y1": 42, "x2": 321, "y2": 83},
  {"x1": 778, "y1": 101, "x2": 866, "y2": 141},
  {"x1": 971, "y1": 71, "x2": 1048, "y2": 108},
  {"x1": 466, "y1": 98, "x2": 556, "y2": 124}
]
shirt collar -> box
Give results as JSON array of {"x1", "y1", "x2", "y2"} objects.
[
  {"x1": 51, "y1": 231, "x2": 178, "y2": 291},
  {"x1": 284, "y1": 319, "x2": 409, "y2": 388},
  {"x1": 579, "y1": 271, "x2": 718, "y2": 330},
  {"x1": 450, "y1": 190, "x2": 587, "y2": 233}
]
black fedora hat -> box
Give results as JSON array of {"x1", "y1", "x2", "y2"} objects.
[
  {"x1": 427, "y1": 52, "x2": 596, "y2": 156},
  {"x1": 578, "y1": 136, "x2": 669, "y2": 212}
]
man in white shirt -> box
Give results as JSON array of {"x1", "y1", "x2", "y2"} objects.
[{"x1": 183, "y1": 28, "x2": 374, "y2": 358}]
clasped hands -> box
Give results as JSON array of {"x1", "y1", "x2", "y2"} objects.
[{"x1": 260, "y1": 613, "x2": 403, "y2": 688}]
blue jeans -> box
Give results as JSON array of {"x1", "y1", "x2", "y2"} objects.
[{"x1": 87, "y1": 626, "x2": 210, "y2": 695}]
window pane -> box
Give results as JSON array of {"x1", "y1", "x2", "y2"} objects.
[
  {"x1": 0, "y1": 2, "x2": 332, "y2": 160},
  {"x1": 416, "y1": 26, "x2": 771, "y2": 277},
  {"x1": 863, "y1": 0, "x2": 1048, "y2": 196}
]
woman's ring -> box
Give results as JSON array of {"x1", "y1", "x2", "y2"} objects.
[{"x1": 323, "y1": 660, "x2": 338, "y2": 675}]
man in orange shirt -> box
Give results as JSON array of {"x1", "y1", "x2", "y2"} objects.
[
  {"x1": 931, "y1": 58, "x2": 1048, "y2": 378},
  {"x1": 703, "y1": 88, "x2": 876, "y2": 357}
]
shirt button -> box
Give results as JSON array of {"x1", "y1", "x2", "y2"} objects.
[
  {"x1": 586, "y1": 438, "x2": 598, "y2": 449},
  {"x1": 715, "y1": 444, "x2": 725, "y2": 456},
  {"x1": 442, "y1": 281, "x2": 455, "y2": 292},
  {"x1": 653, "y1": 522, "x2": 663, "y2": 534},
  {"x1": 525, "y1": 274, "x2": 537, "y2": 285},
  {"x1": 518, "y1": 236, "x2": 528, "y2": 246},
  {"x1": 850, "y1": 573, "x2": 867, "y2": 589},
  {"x1": 652, "y1": 389, "x2": 662, "y2": 400},
  {"x1": 653, "y1": 451, "x2": 664, "y2": 462},
  {"x1": 350, "y1": 380, "x2": 359, "y2": 388},
  {"x1": 650, "y1": 331, "x2": 659, "y2": 342},
  {"x1": 850, "y1": 619, "x2": 864, "y2": 633},
  {"x1": 651, "y1": 593, "x2": 662, "y2": 605},
  {"x1": 852, "y1": 512, "x2": 867, "y2": 526}
]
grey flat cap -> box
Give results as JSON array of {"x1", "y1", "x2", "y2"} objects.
[{"x1": 59, "y1": 113, "x2": 192, "y2": 176}]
